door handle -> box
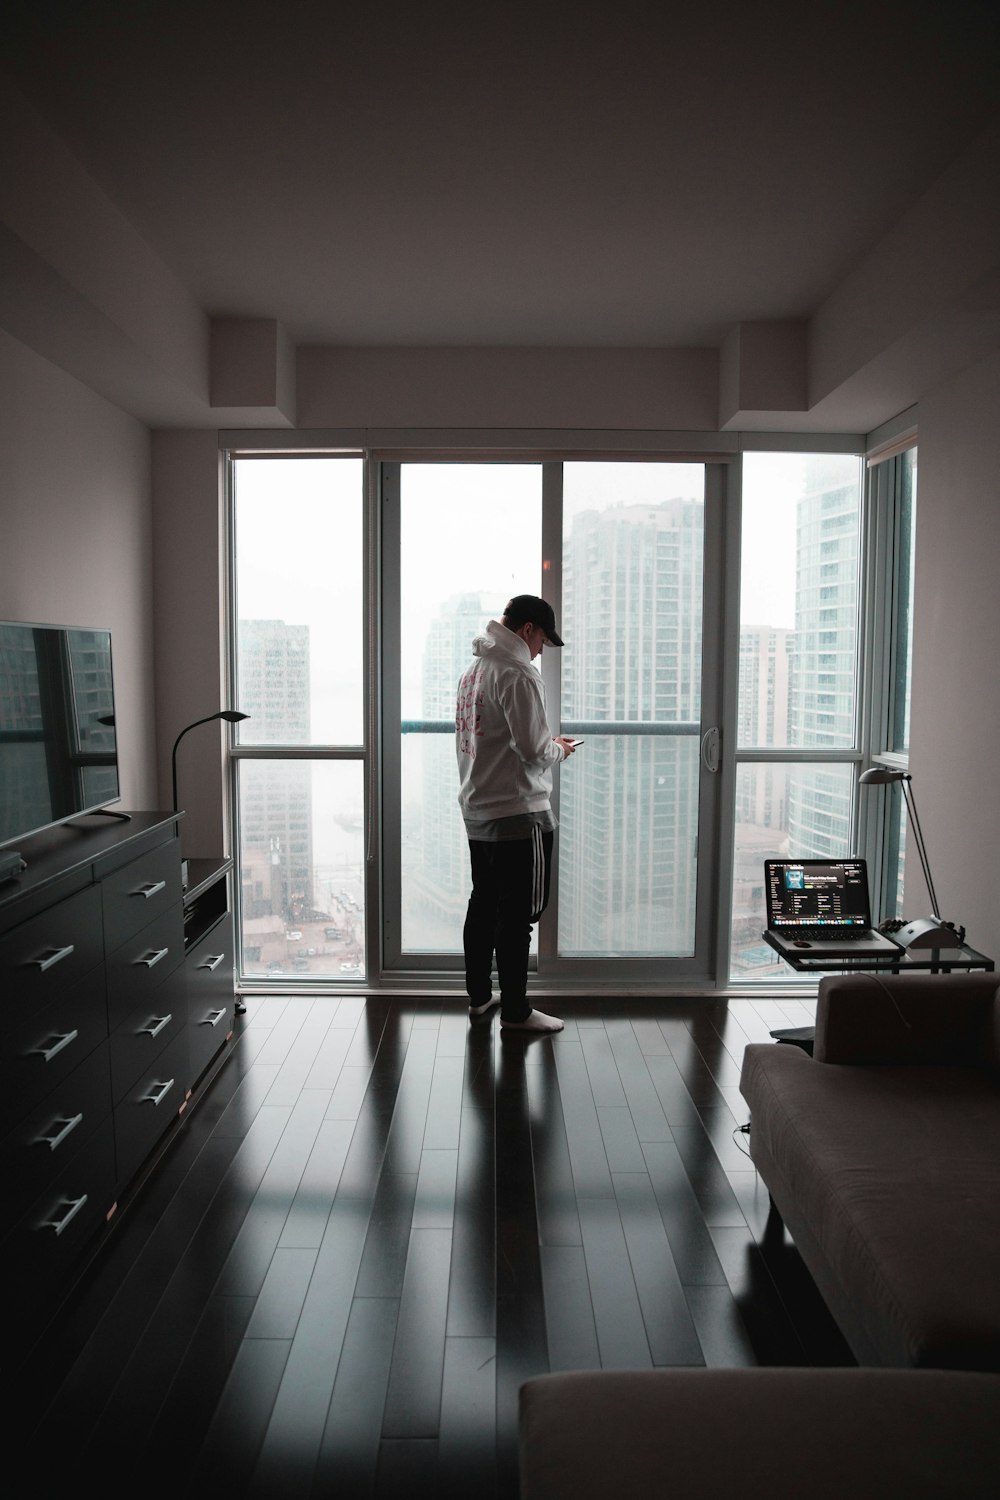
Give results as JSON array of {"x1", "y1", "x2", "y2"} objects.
[{"x1": 701, "y1": 726, "x2": 721, "y2": 773}]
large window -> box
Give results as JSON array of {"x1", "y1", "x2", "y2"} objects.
[
  {"x1": 230, "y1": 455, "x2": 367, "y2": 983},
  {"x1": 861, "y1": 441, "x2": 918, "y2": 918},
  {"x1": 225, "y1": 440, "x2": 909, "y2": 993},
  {"x1": 730, "y1": 452, "x2": 865, "y2": 982}
]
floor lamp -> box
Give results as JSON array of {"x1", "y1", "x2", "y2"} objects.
[
  {"x1": 172, "y1": 709, "x2": 249, "y2": 1013},
  {"x1": 858, "y1": 766, "x2": 963, "y2": 948},
  {"x1": 171, "y1": 710, "x2": 249, "y2": 814}
]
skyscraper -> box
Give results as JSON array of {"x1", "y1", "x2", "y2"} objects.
[
  {"x1": 558, "y1": 496, "x2": 704, "y2": 955},
  {"x1": 236, "y1": 619, "x2": 314, "y2": 938},
  {"x1": 786, "y1": 457, "x2": 861, "y2": 858}
]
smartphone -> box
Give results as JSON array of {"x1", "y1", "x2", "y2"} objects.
[{"x1": 566, "y1": 737, "x2": 585, "y2": 748}]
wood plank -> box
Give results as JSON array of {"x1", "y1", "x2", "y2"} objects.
[
  {"x1": 605, "y1": 1018, "x2": 673, "y2": 1142},
  {"x1": 525, "y1": 1054, "x2": 584, "y2": 1249},
  {"x1": 447, "y1": 1103, "x2": 496, "y2": 1337},
  {"x1": 263, "y1": 1000, "x2": 338, "y2": 1105},
  {"x1": 596, "y1": 1103, "x2": 647, "y2": 1171},
  {"x1": 495, "y1": 1290, "x2": 547, "y2": 1500},
  {"x1": 247, "y1": 1202, "x2": 371, "y2": 1489},
  {"x1": 423, "y1": 1052, "x2": 466, "y2": 1150},
  {"x1": 709, "y1": 1223, "x2": 808, "y2": 1365},
  {"x1": 278, "y1": 1115, "x2": 356, "y2": 1249},
  {"x1": 190, "y1": 1336, "x2": 291, "y2": 1490},
  {"x1": 684, "y1": 1283, "x2": 758, "y2": 1367},
  {"x1": 355, "y1": 1169, "x2": 419, "y2": 1298},
  {"x1": 577, "y1": 1195, "x2": 652, "y2": 1369},
  {"x1": 382, "y1": 1227, "x2": 453, "y2": 1437},
  {"x1": 639, "y1": 1138, "x2": 729, "y2": 1286},
  {"x1": 141, "y1": 1293, "x2": 256, "y2": 1479},
  {"x1": 540, "y1": 1244, "x2": 601, "y2": 1371},
  {"x1": 670, "y1": 1119, "x2": 748, "y2": 1227},
  {"x1": 551, "y1": 1039, "x2": 615, "y2": 1199},
  {"x1": 437, "y1": 1335, "x2": 498, "y2": 1499},
  {"x1": 215, "y1": 1087, "x2": 332, "y2": 1296},
  {"x1": 244, "y1": 1246, "x2": 318, "y2": 1339},
  {"x1": 612, "y1": 1170, "x2": 705, "y2": 1367},
  {"x1": 313, "y1": 1295, "x2": 400, "y2": 1498},
  {"x1": 579, "y1": 1024, "x2": 628, "y2": 1106}
]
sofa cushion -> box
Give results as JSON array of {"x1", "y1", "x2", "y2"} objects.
[
  {"x1": 740, "y1": 1041, "x2": 1000, "y2": 1369},
  {"x1": 814, "y1": 971, "x2": 1000, "y2": 1068},
  {"x1": 519, "y1": 1367, "x2": 1000, "y2": 1500}
]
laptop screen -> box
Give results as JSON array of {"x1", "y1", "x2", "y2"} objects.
[{"x1": 765, "y1": 859, "x2": 874, "y2": 930}]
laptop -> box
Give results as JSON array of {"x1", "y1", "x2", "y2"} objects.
[{"x1": 763, "y1": 858, "x2": 904, "y2": 960}]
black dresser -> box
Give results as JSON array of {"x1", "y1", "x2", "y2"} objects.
[{"x1": 1, "y1": 812, "x2": 235, "y2": 1346}]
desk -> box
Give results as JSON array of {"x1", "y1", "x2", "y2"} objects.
[{"x1": 762, "y1": 931, "x2": 994, "y2": 975}]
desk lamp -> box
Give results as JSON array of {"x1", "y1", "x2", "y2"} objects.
[{"x1": 858, "y1": 766, "x2": 963, "y2": 948}]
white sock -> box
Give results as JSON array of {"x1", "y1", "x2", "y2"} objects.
[{"x1": 501, "y1": 1009, "x2": 564, "y2": 1033}]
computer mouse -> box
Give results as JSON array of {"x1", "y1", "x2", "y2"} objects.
[{"x1": 792, "y1": 940, "x2": 811, "y2": 948}]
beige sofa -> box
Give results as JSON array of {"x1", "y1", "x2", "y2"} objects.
[
  {"x1": 740, "y1": 968, "x2": 1000, "y2": 1369},
  {"x1": 519, "y1": 973, "x2": 1000, "y2": 1498}
]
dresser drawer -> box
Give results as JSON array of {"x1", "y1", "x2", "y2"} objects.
[
  {"x1": 101, "y1": 837, "x2": 182, "y2": 953},
  {"x1": 0, "y1": 884, "x2": 104, "y2": 1034},
  {"x1": 105, "y1": 901, "x2": 185, "y2": 1032},
  {"x1": 0, "y1": 966, "x2": 108, "y2": 1132},
  {"x1": 2, "y1": 1040, "x2": 113, "y2": 1225},
  {"x1": 186, "y1": 916, "x2": 234, "y2": 1085},
  {"x1": 6, "y1": 1115, "x2": 117, "y2": 1334},
  {"x1": 113, "y1": 1029, "x2": 189, "y2": 1188},
  {"x1": 110, "y1": 964, "x2": 187, "y2": 1105}
]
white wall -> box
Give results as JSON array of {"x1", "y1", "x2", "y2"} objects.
[
  {"x1": 0, "y1": 328, "x2": 157, "y2": 814},
  {"x1": 908, "y1": 349, "x2": 1000, "y2": 959},
  {"x1": 151, "y1": 430, "x2": 229, "y2": 860}
]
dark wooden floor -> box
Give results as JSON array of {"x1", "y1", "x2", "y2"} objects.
[{"x1": 13, "y1": 991, "x2": 853, "y2": 1497}]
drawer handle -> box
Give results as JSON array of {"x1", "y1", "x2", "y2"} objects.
[
  {"x1": 29, "y1": 1028, "x2": 80, "y2": 1063},
  {"x1": 30, "y1": 944, "x2": 75, "y2": 973},
  {"x1": 139, "y1": 1014, "x2": 173, "y2": 1039},
  {"x1": 141, "y1": 1077, "x2": 176, "y2": 1108},
  {"x1": 135, "y1": 947, "x2": 169, "y2": 969},
  {"x1": 41, "y1": 1194, "x2": 88, "y2": 1237},
  {"x1": 198, "y1": 1008, "x2": 228, "y2": 1029},
  {"x1": 132, "y1": 880, "x2": 167, "y2": 900},
  {"x1": 197, "y1": 953, "x2": 225, "y2": 972},
  {"x1": 36, "y1": 1113, "x2": 84, "y2": 1152}
]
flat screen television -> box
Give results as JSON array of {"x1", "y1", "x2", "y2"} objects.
[{"x1": 0, "y1": 620, "x2": 121, "y2": 849}]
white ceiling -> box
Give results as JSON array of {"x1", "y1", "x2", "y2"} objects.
[{"x1": 4, "y1": 0, "x2": 998, "y2": 354}]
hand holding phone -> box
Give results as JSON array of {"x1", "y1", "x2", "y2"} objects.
[{"x1": 565, "y1": 737, "x2": 584, "y2": 748}]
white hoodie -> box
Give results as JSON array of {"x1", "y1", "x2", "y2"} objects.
[{"x1": 455, "y1": 619, "x2": 565, "y2": 821}]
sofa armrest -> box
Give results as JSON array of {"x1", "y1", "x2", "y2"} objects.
[
  {"x1": 519, "y1": 1368, "x2": 1000, "y2": 1500},
  {"x1": 814, "y1": 969, "x2": 999, "y2": 1065}
]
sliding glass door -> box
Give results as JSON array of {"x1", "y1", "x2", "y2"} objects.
[
  {"x1": 553, "y1": 462, "x2": 716, "y2": 969},
  {"x1": 380, "y1": 458, "x2": 726, "y2": 985}
]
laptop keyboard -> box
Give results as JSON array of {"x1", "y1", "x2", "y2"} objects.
[{"x1": 779, "y1": 928, "x2": 878, "y2": 942}]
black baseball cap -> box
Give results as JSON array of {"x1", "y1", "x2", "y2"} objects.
[{"x1": 503, "y1": 594, "x2": 564, "y2": 647}]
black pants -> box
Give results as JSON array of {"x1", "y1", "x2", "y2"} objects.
[{"x1": 463, "y1": 826, "x2": 553, "y2": 1022}]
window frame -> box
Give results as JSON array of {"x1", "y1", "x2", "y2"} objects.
[{"x1": 858, "y1": 430, "x2": 918, "y2": 921}]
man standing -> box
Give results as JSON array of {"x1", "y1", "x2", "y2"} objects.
[{"x1": 455, "y1": 594, "x2": 578, "y2": 1032}]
